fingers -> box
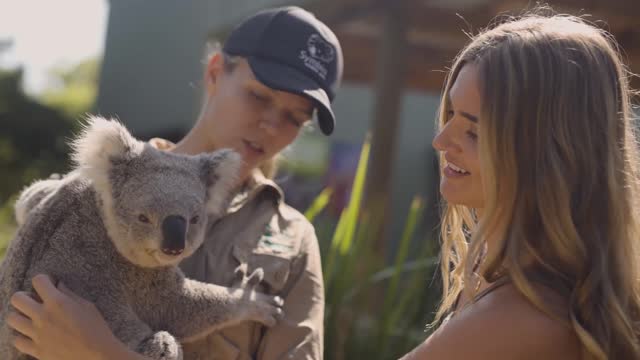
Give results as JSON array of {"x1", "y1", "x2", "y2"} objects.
[
  {"x1": 7, "y1": 311, "x2": 34, "y2": 339},
  {"x1": 10, "y1": 292, "x2": 42, "y2": 320},
  {"x1": 12, "y1": 333, "x2": 39, "y2": 359},
  {"x1": 31, "y1": 274, "x2": 62, "y2": 305}
]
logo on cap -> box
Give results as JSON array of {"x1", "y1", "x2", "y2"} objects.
[{"x1": 299, "y1": 34, "x2": 335, "y2": 80}]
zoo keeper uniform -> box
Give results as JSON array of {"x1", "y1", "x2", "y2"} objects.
[{"x1": 151, "y1": 138, "x2": 325, "y2": 360}]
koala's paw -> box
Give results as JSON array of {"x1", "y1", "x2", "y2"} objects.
[
  {"x1": 233, "y1": 264, "x2": 264, "y2": 289},
  {"x1": 138, "y1": 331, "x2": 183, "y2": 360},
  {"x1": 237, "y1": 289, "x2": 285, "y2": 327},
  {"x1": 231, "y1": 265, "x2": 284, "y2": 326}
]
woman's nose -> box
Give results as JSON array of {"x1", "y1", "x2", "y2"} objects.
[
  {"x1": 432, "y1": 125, "x2": 459, "y2": 153},
  {"x1": 432, "y1": 128, "x2": 447, "y2": 152}
]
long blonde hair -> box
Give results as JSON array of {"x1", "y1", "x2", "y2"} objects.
[{"x1": 435, "y1": 11, "x2": 640, "y2": 359}]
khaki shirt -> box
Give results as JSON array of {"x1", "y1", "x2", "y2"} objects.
[{"x1": 151, "y1": 139, "x2": 324, "y2": 360}]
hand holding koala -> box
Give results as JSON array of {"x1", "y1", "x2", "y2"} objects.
[{"x1": 0, "y1": 117, "x2": 284, "y2": 360}]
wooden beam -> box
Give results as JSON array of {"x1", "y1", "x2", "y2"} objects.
[
  {"x1": 303, "y1": 0, "x2": 377, "y2": 26},
  {"x1": 491, "y1": 0, "x2": 640, "y2": 31},
  {"x1": 547, "y1": 0, "x2": 640, "y2": 17},
  {"x1": 405, "y1": 1, "x2": 496, "y2": 37},
  {"x1": 206, "y1": 0, "x2": 378, "y2": 42},
  {"x1": 338, "y1": 30, "x2": 456, "y2": 92},
  {"x1": 338, "y1": 0, "x2": 640, "y2": 92},
  {"x1": 363, "y1": 0, "x2": 410, "y2": 254},
  {"x1": 338, "y1": 15, "x2": 470, "y2": 50}
]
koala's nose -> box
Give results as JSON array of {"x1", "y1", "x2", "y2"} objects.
[{"x1": 161, "y1": 215, "x2": 186, "y2": 256}]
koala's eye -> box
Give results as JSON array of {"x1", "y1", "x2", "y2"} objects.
[
  {"x1": 138, "y1": 214, "x2": 150, "y2": 223},
  {"x1": 190, "y1": 216, "x2": 199, "y2": 225}
]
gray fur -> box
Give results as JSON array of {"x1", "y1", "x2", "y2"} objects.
[{"x1": 0, "y1": 117, "x2": 283, "y2": 360}]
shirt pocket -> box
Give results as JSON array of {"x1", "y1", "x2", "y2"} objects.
[
  {"x1": 249, "y1": 252, "x2": 292, "y2": 294},
  {"x1": 232, "y1": 244, "x2": 292, "y2": 294}
]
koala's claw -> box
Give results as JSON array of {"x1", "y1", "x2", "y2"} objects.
[
  {"x1": 246, "y1": 292, "x2": 285, "y2": 327},
  {"x1": 272, "y1": 296, "x2": 284, "y2": 307},
  {"x1": 273, "y1": 306, "x2": 285, "y2": 322},
  {"x1": 231, "y1": 288, "x2": 285, "y2": 327},
  {"x1": 230, "y1": 266, "x2": 283, "y2": 326},
  {"x1": 233, "y1": 265, "x2": 265, "y2": 289},
  {"x1": 233, "y1": 264, "x2": 248, "y2": 286},
  {"x1": 246, "y1": 268, "x2": 264, "y2": 288}
]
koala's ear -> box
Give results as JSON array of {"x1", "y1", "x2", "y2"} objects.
[
  {"x1": 71, "y1": 116, "x2": 143, "y2": 178},
  {"x1": 200, "y1": 149, "x2": 243, "y2": 215}
]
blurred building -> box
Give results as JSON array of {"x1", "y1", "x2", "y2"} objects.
[{"x1": 96, "y1": 0, "x2": 640, "y2": 246}]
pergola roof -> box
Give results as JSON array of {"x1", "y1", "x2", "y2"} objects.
[{"x1": 308, "y1": 0, "x2": 640, "y2": 92}]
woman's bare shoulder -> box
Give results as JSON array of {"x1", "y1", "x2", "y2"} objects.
[{"x1": 401, "y1": 284, "x2": 581, "y2": 360}]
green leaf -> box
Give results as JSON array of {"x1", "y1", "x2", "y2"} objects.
[
  {"x1": 335, "y1": 135, "x2": 370, "y2": 255},
  {"x1": 304, "y1": 187, "x2": 333, "y2": 222}
]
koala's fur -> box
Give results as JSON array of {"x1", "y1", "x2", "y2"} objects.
[{"x1": 0, "y1": 117, "x2": 283, "y2": 360}]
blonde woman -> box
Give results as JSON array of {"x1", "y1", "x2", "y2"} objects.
[{"x1": 402, "y1": 11, "x2": 640, "y2": 360}]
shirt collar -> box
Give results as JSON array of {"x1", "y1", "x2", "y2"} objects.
[{"x1": 226, "y1": 167, "x2": 286, "y2": 213}]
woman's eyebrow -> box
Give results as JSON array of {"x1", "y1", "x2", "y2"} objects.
[{"x1": 459, "y1": 111, "x2": 478, "y2": 123}]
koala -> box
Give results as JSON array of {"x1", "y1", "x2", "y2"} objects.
[{"x1": 0, "y1": 117, "x2": 283, "y2": 360}]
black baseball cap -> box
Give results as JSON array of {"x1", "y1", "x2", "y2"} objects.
[{"x1": 223, "y1": 6, "x2": 343, "y2": 135}]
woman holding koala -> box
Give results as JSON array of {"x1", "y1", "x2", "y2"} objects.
[{"x1": 7, "y1": 6, "x2": 340, "y2": 360}]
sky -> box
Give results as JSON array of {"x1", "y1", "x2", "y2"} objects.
[{"x1": 0, "y1": 0, "x2": 108, "y2": 95}]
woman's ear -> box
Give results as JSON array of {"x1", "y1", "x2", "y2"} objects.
[{"x1": 205, "y1": 53, "x2": 224, "y2": 96}]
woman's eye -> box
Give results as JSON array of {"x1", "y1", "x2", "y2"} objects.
[
  {"x1": 249, "y1": 90, "x2": 268, "y2": 102},
  {"x1": 190, "y1": 216, "x2": 199, "y2": 225},
  {"x1": 466, "y1": 130, "x2": 478, "y2": 140},
  {"x1": 446, "y1": 110, "x2": 454, "y2": 119},
  {"x1": 138, "y1": 214, "x2": 150, "y2": 223},
  {"x1": 288, "y1": 117, "x2": 303, "y2": 128}
]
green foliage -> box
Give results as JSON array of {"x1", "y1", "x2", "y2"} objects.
[
  {"x1": 304, "y1": 188, "x2": 333, "y2": 222},
  {"x1": 0, "y1": 55, "x2": 99, "y2": 256},
  {"x1": 0, "y1": 197, "x2": 17, "y2": 260},
  {"x1": 310, "y1": 138, "x2": 441, "y2": 360},
  {"x1": 40, "y1": 58, "x2": 100, "y2": 119},
  {"x1": 0, "y1": 68, "x2": 75, "y2": 204}
]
